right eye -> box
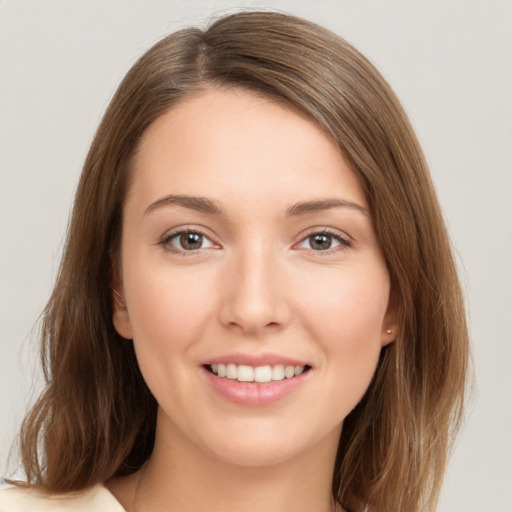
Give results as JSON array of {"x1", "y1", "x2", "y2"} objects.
[{"x1": 162, "y1": 230, "x2": 216, "y2": 252}]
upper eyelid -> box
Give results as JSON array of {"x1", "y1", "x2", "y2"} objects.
[
  {"x1": 160, "y1": 225, "x2": 214, "y2": 240},
  {"x1": 296, "y1": 226, "x2": 352, "y2": 242}
]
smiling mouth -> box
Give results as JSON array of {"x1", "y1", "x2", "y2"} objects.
[{"x1": 204, "y1": 363, "x2": 312, "y2": 383}]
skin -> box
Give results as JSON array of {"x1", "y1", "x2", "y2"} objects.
[{"x1": 108, "y1": 87, "x2": 397, "y2": 512}]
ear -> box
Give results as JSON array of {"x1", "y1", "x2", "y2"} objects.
[
  {"x1": 111, "y1": 277, "x2": 133, "y2": 340},
  {"x1": 381, "y1": 290, "x2": 399, "y2": 347}
]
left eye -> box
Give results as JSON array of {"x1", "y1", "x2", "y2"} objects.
[
  {"x1": 298, "y1": 232, "x2": 344, "y2": 251},
  {"x1": 166, "y1": 231, "x2": 215, "y2": 251}
]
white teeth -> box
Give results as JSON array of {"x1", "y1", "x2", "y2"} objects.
[
  {"x1": 226, "y1": 363, "x2": 237, "y2": 379},
  {"x1": 271, "y1": 364, "x2": 285, "y2": 381},
  {"x1": 209, "y1": 363, "x2": 307, "y2": 382},
  {"x1": 254, "y1": 365, "x2": 272, "y2": 383},
  {"x1": 284, "y1": 365, "x2": 295, "y2": 379},
  {"x1": 237, "y1": 365, "x2": 254, "y2": 382}
]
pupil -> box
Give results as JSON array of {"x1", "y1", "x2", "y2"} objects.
[
  {"x1": 180, "y1": 232, "x2": 202, "y2": 250},
  {"x1": 311, "y1": 234, "x2": 331, "y2": 250}
]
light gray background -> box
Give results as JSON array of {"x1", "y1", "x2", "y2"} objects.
[{"x1": 1, "y1": 1, "x2": 511, "y2": 510}]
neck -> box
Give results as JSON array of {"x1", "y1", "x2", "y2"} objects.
[{"x1": 122, "y1": 412, "x2": 342, "y2": 512}]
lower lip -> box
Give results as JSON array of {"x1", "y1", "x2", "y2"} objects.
[{"x1": 201, "y1": 367, "x2": 311, "y2": 406}]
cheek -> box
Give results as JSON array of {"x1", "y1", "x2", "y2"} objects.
[
  {"x1": 122, "y1": 264, "x2": 220, "y2": 416},
  {"x1": 122, "y1": 259, "x2": 217, "y2": 366},
  {"x1": 297, "y1": 264, "x2": 389, "y2": 391},
  {"x1": 297, "y1": 262, "x2": 390, "y2": 339}
]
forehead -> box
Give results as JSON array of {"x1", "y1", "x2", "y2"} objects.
[{"x1": 127, "y1": 87, "x2": 366, "y2": 212}]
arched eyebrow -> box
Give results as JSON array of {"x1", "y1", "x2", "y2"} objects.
[
  {"x1": 286, "y1": 198, "x2": 368, "y2": 216},
  {"x1": 145, "y1": 194, "x2": 225, "y2": 216},
  {"x1": 144, "y1": 195, "x2": 367, "y2": 217}
]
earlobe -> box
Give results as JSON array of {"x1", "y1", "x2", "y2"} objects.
[
  {"x1": 381, "y1": 325, "x2": 398, "y2": 347},
  {"x1": 111, "y1": 284, "x2": 133, "y2": 340},
  {"x1": 381, "y1": 290, "x2": 399, "y2": 347}
]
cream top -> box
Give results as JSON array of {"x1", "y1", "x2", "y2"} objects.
[{"x1": 0, "y1": 484, "x2": 126, "y2": 512}]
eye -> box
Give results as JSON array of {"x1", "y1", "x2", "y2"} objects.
[
  {"x1": 297, "y1": 230, "x2": 350, "y2": 252},
  {"x1": 163, "y1": 230, "x2": 216, "y2": 252}
]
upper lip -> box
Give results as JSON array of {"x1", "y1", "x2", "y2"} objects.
[{"x1": 203, "y1": 352, "x2": 310, "y2": 367}]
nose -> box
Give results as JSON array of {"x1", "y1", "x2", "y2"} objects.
[{"x1": 218, "y1": 244, "x2": 291, "y2": 336}]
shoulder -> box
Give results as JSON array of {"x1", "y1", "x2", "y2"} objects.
[{"x1": 0, "y1": 484, "x2": 126, "y2": 512}]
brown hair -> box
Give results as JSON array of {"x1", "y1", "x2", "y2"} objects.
[{"x1": 15, "y1": 11, "x2": 468, "y2": 512}]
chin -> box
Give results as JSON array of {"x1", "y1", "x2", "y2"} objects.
[
  {"x1": 194, "y1": 419, "x2": 342, "y2": 469},
  {"x1": 208, "y1": 441, "x2": 308, "y2": 468}
]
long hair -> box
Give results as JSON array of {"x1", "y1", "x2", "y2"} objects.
[{"x1": 16, "y1": 11, "x2": 468, "y2": 512}]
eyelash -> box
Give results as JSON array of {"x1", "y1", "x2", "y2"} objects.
[
  {"x1": 298, "y1": 228, "x2": 352, "y2": 255},
  {"x1": 158, "y1": 227, "x2": 216, "y2": 256},
  {"x1": 158, "y1": 227, "x2": 352, "y2": 255}
]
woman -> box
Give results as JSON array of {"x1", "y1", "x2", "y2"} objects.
[{"x1": 0, "y1": 11, "x2": 468, "y2": 512}]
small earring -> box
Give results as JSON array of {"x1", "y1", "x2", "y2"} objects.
[{"x1": 385, "y1": 328, "x2": 393, "y2": 334}]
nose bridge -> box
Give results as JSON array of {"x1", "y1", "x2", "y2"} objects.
[{"x1": 220, "y1": 236, "x2": 288, "y2": 333}]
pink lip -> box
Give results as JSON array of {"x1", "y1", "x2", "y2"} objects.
[
  {"x1": 200, "y1": 365, "x2": 311, "y2": 407},
  {"x1": 203, "y1": 352, "x2": 308, "y2": 367}
]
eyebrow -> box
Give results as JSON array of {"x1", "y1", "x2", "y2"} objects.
[
  {"x1": 286, "y1": 198, "x2": 368, "y2": 216},
  {"x1": 144, "y1": 194, "x2": 367, "y2": 217},
  {"x1": 144, "y1": 194, "x2": 225, "y2": 216}
]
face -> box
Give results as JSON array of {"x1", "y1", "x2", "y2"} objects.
[{"x1": 113, "y1": 88, "x2": 396, "y2": 468}]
